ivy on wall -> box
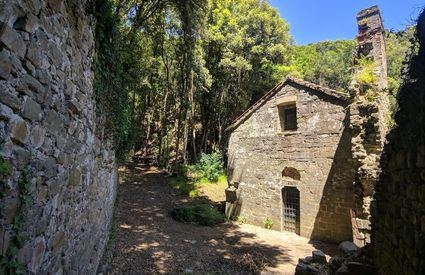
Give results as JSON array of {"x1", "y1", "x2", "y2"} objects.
[
  {"x1": 0, "y1": 157, "x2": 31, "y2": 274},
  {"x1": 88, "y1": 0, "x2": 132, "y2": 162}
]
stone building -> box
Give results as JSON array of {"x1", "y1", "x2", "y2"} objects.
[
  {"x1": 0, "y1": 1, "x2": 116, "y2": 274},
  {"x1": 225, "y1": 77, "x2": 355, "y2": 242},
  {"x1": 225, "y1": 6, "x2": 388, "y2": 243}
]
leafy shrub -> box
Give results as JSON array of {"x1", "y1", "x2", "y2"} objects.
[
  {"x1": 263, "y1": 217, "x2": 273, "y2": 229},
  {"x1": 195, "y1": 152, "x2": 225, "y2": 182},
  {"x1": 170, "y1": 204, "x2": 226, "y2": 226}
]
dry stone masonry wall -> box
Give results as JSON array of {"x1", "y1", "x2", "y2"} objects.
[
  {"x1": 349, "y1": 6, "x2": 389, "y2": 245},
  {"x1": 373, "y1": 11, "x2": 425, "y2": 275},
  {"x1": 0, "y1": 0, "x2": 117, "y2": 274}
]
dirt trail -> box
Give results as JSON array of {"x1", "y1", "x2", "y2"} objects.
[{"x1": 105, "y1": 161, "x2": 337, "y2": 275}]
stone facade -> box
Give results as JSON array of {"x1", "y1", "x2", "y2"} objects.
[
  {"x1": 349, "y1": 6, "x2": 389, "y2": 245},
  {"x1": 226, "y1": 77, "x2": 355, "y2": 243},
  {"x1": 373, "y1": 11, "x2": 425, "y2": 275},
  {"x1": 0, "y1": 1, "x2": 117, "y2": 274}
]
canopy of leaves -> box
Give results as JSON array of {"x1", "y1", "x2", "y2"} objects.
[
  {"x1": 92, "y1": 0, "x2": 413, "y2": 169},
  {"x1": 286, "y1": 40, "x2": 356, "y2": 91}
]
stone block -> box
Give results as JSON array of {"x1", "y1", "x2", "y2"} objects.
[
  {"x1": 0, "y1": 50, "x2": 11, "y2": 79},
  {"x1": 14, "y1": 14, "x2": 39, "y2": 33},
  {"x1": 338, "y1": 241, "x2": 359, "y2": 254},
  {"x1": 17, "y1": 74, "x2": 45, "y2": 96},
  {"x1": 0, "y1": 21, "x2": 26, "y2": 58},
  {"x1": 29, "y1": 236, "x2": 46, "y2": 273},
  {"x1": 0, "y1": 228, "x2": 10, "y2": 255},
  {"x1": 44, "y1": 157, "x2": 57, "y2": 178},
  {"x1": 0, "y1": 103, "x2": 14, "y2": 120},
  {"x1": 45, "y1": 110, "x2": 63, "y2": 134},
  {"x1": 2, "y1": 194, "x2": 20, "y2": 224},
  {"x1": 0, "y1": 83, "x2": 21, "y2": 110},
  {"x1": 9, "y1": 115, "x2": 29, "y2": 144},
  {"x1": 13, "y1": 146, "x2": 31, "y2": 166},
  {"x1": 69, "y1": 166, "x2": 82, "y2": 186},
  {"x1": 22, "y1": 97, "x2": 42, "y2": 121},
  {"x1": 312, "y1": 250, "x2": 327, "y2": 264},
  {"x1": 30, "y1": 125, "x2": 45, "y2": 148},
  {"x1": 52, "y1": 230, "x2": 65, "y2": 254}
]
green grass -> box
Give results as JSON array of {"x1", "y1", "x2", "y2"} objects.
[
  {"x1": 169, "y1": 171, "x2": 227, "y2": 199},
  {"x1": 169, "y1": 175, "x2": 198, "y2": 197},
  {"x1": 169, "y1": 204, "x2": 226, "y2": 226}
]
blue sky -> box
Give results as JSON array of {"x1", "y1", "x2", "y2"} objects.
[{"x1": 269, "y1": 0, "x2": 424, "y2": 45}]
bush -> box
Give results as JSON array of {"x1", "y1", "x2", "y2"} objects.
[
  {"x1": 170, "y1": 204, "x2": 226, "y2": 226},
  {"x1": 195, "y1": 152, "x2": 225, "y2": 182}
]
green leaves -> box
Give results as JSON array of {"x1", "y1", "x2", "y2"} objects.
[
  {"x1": 287, "y1": 40, "x2": 356, "y2": 91},
  {"x1": 195, "y1": 152, "x2": 225, "y2": 182}
]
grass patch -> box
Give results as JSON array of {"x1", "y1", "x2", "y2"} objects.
[
  {"x1": 169, "y1": 175, "x2": 199, "y2": 197},
  {"x1": 169, "y1": 204, "x2": 226, "y2": 226},
  {"x1": 169, "y1": 163, "x2": 227, "y2": 201}
]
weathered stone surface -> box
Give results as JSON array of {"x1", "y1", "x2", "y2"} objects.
[
  {"x1": 30, "y1": 125, "x2": 45, "y2": 148},
  {"x1": 0, "y1": 103, "x2": 14, "y2": 120},
  {"x1": 9, "y1": 115, "x2": 29, "y2": 144},
  {"x1": 12, "y1": 146, "x2": 31, "y2": 166},
  {"x1": 14, "y1": 15, "x2": 39, "y2": 33},
  {"x1": 0, "y1": 50, "x2": 12, "y2": 79},
  {"x1": 69, "y1": 166, "x2": 82, "y2": 186},
  {"x1": 350, "y1": 6, "x2": 389, "y2": 245},
  {"x1": 0, "y1": 83, "x2": 21, "y2": 110},
  {"x1": 0, "y1": 2, "x2": 117, "y2": 274},
  {"x1": 44, "y1": 157, "x2": 57, "y2": 178},
  {"x1": 2, "y1": 194, "x2": 20, "y2": 224},
  {"x1": 51, "y1": 230, "x2": 65, "y2": 254},
  {"x1": 17, "y1": 74, "x2": 45, "y2": 96},
  {"x1": 22, "y1": 97, "x2": 42, "y2": 121},
  {"x1": 29, "y1": 236, "x2": 46, "y2": 273},
  {"x1": 312, "y1": 250, "x2": 327, "y2": 264},
  {"x1": 295, "y1": 262, "x2": 321, "y2": 275},
  {"x1": 338, "y1": 241, "x2": 359, "y2": 254},
  {"x1": 373, "y1": 9, "x2": 425, "y2": 275},
  {"x1": 0, "y1": 22, "x2": 27, "y2": 58},
  {"x1": 0, "y1": 228, "x2": 10, "y2": 255}
]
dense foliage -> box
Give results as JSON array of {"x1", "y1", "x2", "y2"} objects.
[
  {"x1": 92, "y1": 0, "x2": 413, "y2": 168},
  {"x1": 92, "y1": 0, "x2": 291, "y2": 167},
  {"x1": 194, "y1": 152, "x2": 225, "y2": 182},
  {"x1": 287, "y1": 40, "x2": 356, "y2": 91},
  {"x1": 386, "y1": 27, "x2": 415, "y2": 99}
]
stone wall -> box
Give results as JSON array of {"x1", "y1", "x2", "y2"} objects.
[
  {"x1": 349, "y1": 6, "x2": 389, "y2": 245},
  {"x1": 373, "y1": 11, "x2": 425, "y2": 275},
  {"x1": 226, "y1": 79, "x2": 355, "y2": 243},
  {"x1": 0, "y1": 1, "x2": 117, "y2": 274}
]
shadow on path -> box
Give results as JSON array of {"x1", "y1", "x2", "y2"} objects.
[{"x1": 106, "y1": 161, "x2": 330, "y2": 274}]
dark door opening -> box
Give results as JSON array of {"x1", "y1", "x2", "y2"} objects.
[{"x1": 282, "y1": 187, "x2": 300, "y2": 235}]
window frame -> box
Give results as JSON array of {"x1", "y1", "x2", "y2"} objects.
[{"x1": 277, "y1": 102, "x2": 297, "y2": 132}]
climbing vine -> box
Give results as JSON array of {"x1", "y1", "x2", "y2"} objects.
[
  {"x1": 0, "y1": 156, "x2": 11, "y2": 199},
  {"x1": 89, "y1": 0, "x2": 132, "y2": 162},
  {"x1": 0, "y1": 161, "x2": 31, "y2": 275}
]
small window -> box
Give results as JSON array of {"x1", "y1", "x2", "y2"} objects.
[{"x1": 278, "y1": 104, "x2": 297, "y2": 131}]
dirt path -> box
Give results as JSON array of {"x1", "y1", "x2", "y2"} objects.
[{"x1": 105, "y1": 161, "x2": 337, "y2": 275}]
